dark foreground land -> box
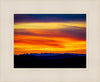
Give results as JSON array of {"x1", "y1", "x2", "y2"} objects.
[{"x1": 14, "y1": 54, "x2": 86, "y2": 68}]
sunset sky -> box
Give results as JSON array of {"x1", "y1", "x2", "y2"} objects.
[{"x1": 14, "y1": 14, "x2": 86, "y2": 55}]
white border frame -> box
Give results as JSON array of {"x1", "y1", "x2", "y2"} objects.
[{"x1": 0, "y1": 0, "x2": 100, "y2": 82}]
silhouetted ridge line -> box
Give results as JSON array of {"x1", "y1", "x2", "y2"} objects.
[{"x1": 14, "y1": 53, "x2": 86, "y2": 56}]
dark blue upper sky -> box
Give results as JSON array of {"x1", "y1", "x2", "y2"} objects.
[{"x1": 14, "y1": 14, "x2": 86, "y2": 23}]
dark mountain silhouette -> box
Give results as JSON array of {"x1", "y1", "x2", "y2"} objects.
[
  {"x1": 14, "y1": 53, "x2": 86, "y2": 56},
  {"x1": 14, "y1": 53, "x2": 86, "y2": 68}
]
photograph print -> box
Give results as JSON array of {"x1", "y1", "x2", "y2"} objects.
[{"x1": 14, "y1": 14, "x2": 86, "y2": 68}]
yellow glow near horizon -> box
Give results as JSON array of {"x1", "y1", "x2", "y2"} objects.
[{"x1": 14, "y1": 33, "x2": 86, "y2": 55}]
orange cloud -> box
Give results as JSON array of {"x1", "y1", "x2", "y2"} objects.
[{"x1": 14, "y1": 33, "x2": 86, "y2": 55}]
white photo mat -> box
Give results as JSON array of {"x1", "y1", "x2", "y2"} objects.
[{"x1": 0, "y1": 0, "x2": 100, "y2": 82}]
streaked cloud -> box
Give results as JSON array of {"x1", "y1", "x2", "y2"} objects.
[{"x1": 14, "y1": 22, "x2": 86, "y2": 29}]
